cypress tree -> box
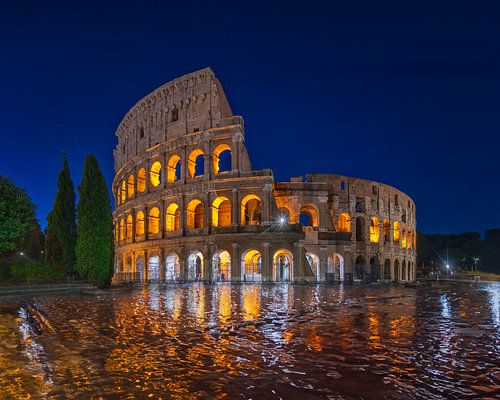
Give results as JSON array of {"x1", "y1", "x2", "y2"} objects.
[
  {"x1": 45, "y1": 156, "x2": 77, "y2": 275},
  {"x1": 76, "y1": 154, "x2": 114, "y2": 287}
]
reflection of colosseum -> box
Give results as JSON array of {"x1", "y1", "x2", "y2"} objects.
[{"x1": 112, "y1": 68, "x2": 416, "y2": 284}]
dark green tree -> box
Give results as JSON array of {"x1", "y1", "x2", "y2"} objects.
[
  {"x1": 0, "y1": 176, "x2": 38, "y2": 259},
  {"x1": 76, "y1": 154, "x2": 114, "y2": 287},
  {"x1": 45, "y1": 156, "x2": 77, "y2": 274}
]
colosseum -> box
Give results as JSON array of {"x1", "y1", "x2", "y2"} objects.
[{"x1": 112, "y1": 68, "x2": 416, "y2": 284}]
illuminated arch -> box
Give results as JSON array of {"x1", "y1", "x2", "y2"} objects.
[
  {"x1": 212, "y1": 250, "x2": 231, "y2": 281},
  {"x1": 150, "y1": 161, "x2": 162, "y2": 187},
  {"x1": 299, "y1": 204, "x2": 319, "y2": 227},
  {"x1": 127, "y1": 175, "x2": 135, "y2": 198},
  {"x1": 401, "y1": 226, "x2": 407, "y2": 249},
  {"x1": 165, "y1": 203, "x2": 180, "y2": 232},
  {"x1": 213, "y1": 144, "x2": 232, "y2": 174},
  {"x1": 119, "y1": 218, "x2": 124, "y2": 241},
  {"x1": 338, "y1": 213, "x2": 351, "y2": 232},
  {"x1": 370, "y1": 217, "x2": 380, "y2": 243},
  {"x1": 212, "y1": 196, "x2": 231, "y2": 227},
  {"x1": 126, "y1": 215, "x2": 133, "y2": 239},
  {"x1": 148, "y1": 255, "x2": 160, "y2": 282},
  {"x1": 187, "y1": 149, "x2": 205, "y2": 178},
  {"x1": 273, "y1": 248, "x2": 293, "y2": 282},
  {"x1": 393, "y1": 221, "x2": 401, "y2": 243},
  {"x1": 383, "y1": 219, "x2": 390, "y2": 243},
  {"x1": 136, "y1": 211, "x2": 145, "y2": 236},
  {"x1": 167, "y1": 154, "x2": 181, "y2": 183},
  {"x1": 137, "y1": 168, "x2": 146, "y2": 193},
  {"x1": 241, "y1": 194, "x2": 262, "y2": 225},
  {"x1": 120, "y1": 180, "x2": 126, "y2": 204},
  {"x1": 148, "y1": 207, "x2": 160, "y2": 234},
  {"x1": 186, "y1": 199, "x2": 204, "y2": 229},
  {"x1": 306, "y1": 252, "x2": 320, "y2": 281},
  {"x1": 187, "y1": 251, "x2": 204, "y2": 280},
  {"x1": 241, "y1": 249, "x2": 262, "y2": 282},
  {"x1": 407, "y1": 228, "x2": 412, "y2": 249},
  {"x1": 116, "y1": 186, "x2": 120, "y2": 206},
  {"x1": 165, "y1": 252, "x2": 181, "y2": 282},
  {"x1": 278, "y1": 206, "x2": 291, "y2": 224},
  {"x1": 327, "y1": 253, "x2": 345, "y2": 281}
]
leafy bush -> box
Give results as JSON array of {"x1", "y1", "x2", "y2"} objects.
[{"x1": 7, "y1": 260, "x2": 65, "y2": 283}]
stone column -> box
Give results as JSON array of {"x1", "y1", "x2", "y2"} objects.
[
  {"x1": 262, "y1": 184, "x2": 272, "y2": 225},
  {"x1": 232, "y1": 188, "x2": 239, "y2": 227},
  {"x1": 179, "y1": 245, "x2": 187, "y2": 281},
  {"x1": 231, "y1": 243, "x2": 240, "y2": 281},
  {"x1": 159, "y1": 248, "x2": 166, "y2": 282},
  {"x1": 181, "y1": 146, "x2": 187, "y2": 183},
  {"x1": 319, "y1": 247, "x2": 329, "y2": 282},
  {"x1": 232, "y1": 134, "x2": 242, "y2": 172},
  {"x1": 204, "y1": 153, "x2": 211, "y2": 180},
  {"x1": 294, "y1": 242, "x2": 305, "y2": 282},
  {"x1": 204, "y1": 191, "x2": 211, "y2": 234},
  {"x1": 262, "y1": 242, "x2": 271, "y2": 282}
]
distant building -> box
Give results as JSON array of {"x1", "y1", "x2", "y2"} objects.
[{"x1": 112, "y1": 68, "x2": 416, "y2": 284}]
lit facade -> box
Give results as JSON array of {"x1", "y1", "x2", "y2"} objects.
[{"x1": 112, "y1": 68, "x2": 416, "y2": 283}]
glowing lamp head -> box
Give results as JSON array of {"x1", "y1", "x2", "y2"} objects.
[
  {"x1": 446, "y1": 264, "x2": 450, "y2": 269},
  {"x1": 279, "y1": 217, "x2": 285, "y2": 224}
]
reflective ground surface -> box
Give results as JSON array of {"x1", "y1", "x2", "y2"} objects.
[{"x1": 0, "y1": 282, "x2": 498, "y2": 399}]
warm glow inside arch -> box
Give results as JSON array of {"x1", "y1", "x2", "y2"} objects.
[
  {"x1": 213, "y1": 144, "x2": 231, "y2": 174},
  {"x1": 186, "y1": 199, "x2": 204, "y2": 229},
  {"x1": 137, "y1": 168, "x2": 146, "y2": 193},
  {"x1": 338, "y1": 212, "x2": 351, "y2": 232},
  {"x1": 393, "y1": 221, "x2": 401, "y2": 243},
  {"x1": 165, "y1": 203, "x2": 180, "y2": 232},
  {"x1": 401, "y1": 226, "x2": 407, "y2": 248},
  {"x1": 212, "y1": 196, "x2": 231, "y2": 227},
  {"x1": 241, "y1": 194, "x2": 262, "y2": 225},
  {"x1": 127, "y1": 175, "x2": 135, "y2": 198},
  {"x1": 370, "y1": 217, "x2": 380, "y2": 243},
  {"x1": 126, "y1": 215, "x2": 133, "y2": 239},
  {"x1": 136, "y1": 211, "x2": 145, "y2": 236},
  {"x1": 300, "y1": 204, "x2": 319, "y2": 227},
  {"x1": 119, "y1": 218, "x2": 124, "y2": 241},
  {"x1": 148, "y1": 207, "x2": 160, "y2": 234},
  {"x1": 150, "y1": 161, "x2": 162, "y2": 187},
  {"x1": 187, "y1": 149, "x2": 205, "y2": 178},
  {"x1": 383, "y1": 219, "x2": 390, "y2": 242},
  {"x1": 241, "y1": 249, "x2": 262, "y2": 280},
  {"x1": 120, "y1": 180, "x2": 126, "y2": 204},
  {"x1": 167, "y1": 154, "x2": 181, "y2": 183}
]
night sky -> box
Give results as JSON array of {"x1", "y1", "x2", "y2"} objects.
[{"x1": 1, "y1": 1, "x2": 499, "y2": 234}]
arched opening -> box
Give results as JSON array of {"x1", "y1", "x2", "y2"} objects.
[
  {"x1": 148, "y1": 255, "x2": 160, "y2": 283},
  {"x1": 393, "y1": 221, "x2": 400, "y2": 243},
  {"x1": 383, "y1": 259, "x2": 391, "y2": 280},
  {"x1": 338, "y1": 213, "x2": 351, "y2": 232},
  {"x1": 165, "y1": 253, "x2": 180, "y2": 282},
  {"x1": 402, "y1": 226, "x2": 407, "y2": 249},
  {"x1": 186, "y1": 199, "x2": 204, "y2": 229},
  {"x1": 167, "y1": 154, "x2": 181, "y2": 183},
  {"x1": 119, "y1": 218, "x2": 125, "y2": 241},
  {"x1": 241, "y1": 249, "x2": 262, "y2": 282},
  {"x1": 213, "y1": 144, "x2": 232, "y2": 174},
  {"x1": 137, "y1": 168, "x2": 146, "y2": 193},
  {"x1": 402, "y1": 260, "x2": 407, "y2": 281},
  {"x1": 187, "y1": 251, "x2": 204, "y2": 281},
  {"x1": 273, "y1": 249, "x2": 293, "y2": 282},
  {"x1": 116, "y1": 187, "x2": 121, "y2": 206},
  {"x1": 187, "y1": 149, "x2": 205, "y2": 178},
  {"x1": 120, "y1": 180, "x2": 127, "y2": 204},
  {"x1": 394, "y1": 259, "x2": 400, "y2": 281},
  {"x1": 370, "y1": 217, "x2": 380, "y2": 243},
  {"x1": 127, "y1": 175, "x2": 135, "y2": 198},
  {"x1": 356, "y1": 217, "x2": 365, "y2": 241},
  {"x1": 165, "y1": 203, "x2": 180, "y2": 232},
  {"x1": 370, "y1": 256, "x2": 380, "y2": 281},
  {"x1": 136, "y1": 256, "x2": 144, "y2": 282},
  {"x1": 241, "y1": 194, "x2": 262, "y2": 225},
  {"x1": 355, "y1": 255, "x2": 366, "y2": 280},
  {"x1": 150, "y1": 161, "x2": 162, "y2": 187},
  {"x1": 306, "y1": 252, "x2": 320, "y2": 281},
  {"x1": 212, "y1": 196, "x2": 231, "y2": 227},
  {"x1": 136, "y1": 211, "x2": 145, "y2": 236},
  {"x1": 148, "y1": 207, "x2": 160, "y2": 234},
  {"x1": 299, "y1": 204, "x2": 318, "y2": 227},
  {"x1": 383, "y1": 220, "x2": 390, "y2": 243},
  {"x1": 327, "y1": 253, "x2": 344, "y2": 281},
  {"x1": 126, "y1": 215, "x2": 133, "y2": 239},
  {"x1": 212, "y1": 250, "x2": 231, "y2": 281},
  {"x1": 278, "y1": 207, "x2": 291, "y2": 224},
  {"x1": 407, "y1": 228, "x2": 413, "y2": 249}
]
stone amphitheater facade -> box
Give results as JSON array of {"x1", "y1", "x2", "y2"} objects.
[{"x1": 112, "y1": 68, "x2": 416, "y2": 284}]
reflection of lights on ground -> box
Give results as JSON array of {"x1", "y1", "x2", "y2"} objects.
[{"x1": 485, "y1": 285, "x2": 499, "y2": 325}]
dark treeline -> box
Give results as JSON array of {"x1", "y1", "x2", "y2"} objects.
[{"x1": 417, "y1": 229, "x2": 500, "y2": 273}]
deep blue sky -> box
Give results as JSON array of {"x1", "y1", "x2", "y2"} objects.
[{"x1": 1, "y1": 1, "x2": 499, "y2": 234}]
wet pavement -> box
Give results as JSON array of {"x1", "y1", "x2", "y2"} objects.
[{"x1": 0, "y1": 282, "x2": 498, "y2": 399}]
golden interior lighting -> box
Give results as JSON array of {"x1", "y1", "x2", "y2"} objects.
[
  {"x1": 240, "y1": 194, "x2": 261, "y2": 225},
  {"x1": 369, "y1": 217, "x2": 380, "y2": 243},
  {"x1": 121, "y1": 180, "x2": 127, "y2": 204},
  {"x1": 135, "y1": 211, "x2": 145, "y2": 236},
  {"x1": 212, "y1": 196, "x2": 231, "y2": 227},
  {"x1": 212, "y1": 144, "x2": 231, "y2": 174},
  {"x1": 187, "y1": 149, "x2": 204, "y2": 178},
  {"x1": 407, "y1": 228, "x2": 412, "y2": 249},
  {"x1": 338, "y1": 212, "x2": 351, "y2": 232},
  {"x1": 300, "y1": 204, "x2": 319, "y2": 227},
  {"x1": 383, "y1": 219, "x2": 390, "y2": 242},
  {"x1": 126, "y1": 215, "x2": 133, "y2": 239},
  {"x1": 165, "y1": 203, "x2": 180, "y2": 232},
  {"x1": 401, "y1": 226, "x2": 407, "y2": 249},
  {"x1": 127, "y1": 175, "x2": 135, "y2": 198},
  {"x1": 243, "y1": 250, "x2": 261, "y2": 276},
  {"x1": 119, "y1": 218, "x2": 125, "y2": 241},
  {"x1": 186, "y1": 199, "x2": 204, "y2": 229},
  {"x1": 149, "y1": 161, "x2": 162, "y2": 187},
  {"x1": 148, "y1": 207, "x2": 160, "y2": 234},
  {"x1": 137, "y1": 168, "x2": 146, "y2": 192},
  {"x1": 167, "y1": 154, "x2": 181, "y2": 183},
  {"x1": 393, "y1": 221, "x2": 401, "y2": 243}
]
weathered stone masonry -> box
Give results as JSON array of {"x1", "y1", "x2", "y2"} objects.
[{"x1": 112, "y1": 68, "x2": 416, "y2": 284}]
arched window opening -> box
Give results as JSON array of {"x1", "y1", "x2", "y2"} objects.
[
  {"x1": 127, "y1": 175, "x2": 135, "y2": 198},
  {"x1": 393, "y1": 221, "x2": 401, "y2": 243},
  {"x1": 126, "y1": 215, "x2": 133, "y2": 239},
  {"x1": 148, "y1": 207, "x2": 160, "y2": 234},
  {"x1": 187, "y1": 251, "x2": 204, "y2": 281},
  {"x1": 401, "y1": 226, "x2": 407, "y2": 249},
  {"x1": 137, "y1": 168, "x2": 146, "y2": 193},
  {"x1": 278, "y1": 207, "x2": 290, "y2": 224},
  {"x1": 165, "y1": 253, "x2": 181, "y2": 282},
  {"x1": 165, "y1": 203, "x2": 180, "y2": 232},
  {"x1": 150, "y1": 161, "x2": 162, "y2": 187},
  {"x1": 212, "y1": 197, "x2": 231, "y2": 227},
  {"x1": 188, "y1": 149, "x2": 205, "y2": 178},
  {"x1": 167, "y1": 155, "x2": 181, "y2": 183},
  {"x1": 120, "y1": 180, "x2": 127, "y2": 204},
  {"x1": 213, "y1": 144, "x2": 232, "y2": 174},
  {"x1": 213, "y1": 250, "x2": 231, "y2": 281},
  {"x1": 370, "y1": 217, "x2": 380, "y2": 243},
  {"x1": 273, "y1": 249, "x2": 293, "y2": 282},
  {"x1": 299, "y1": 204, "x2": 318, "y2": 227},
  {"x1": 116, "y1": 187, "x2": 121, "y2": 206},
  {"x1": 241, "y1": 249, "x2": 262, "y2": 282},
  {"x1": 119, "y1": 218, "x2": 124, "y2": 241},
  {"x1": 338, "y1": 213, "x2": 351, "y2": 232},
  {"x1": 356, "y1": 217, "x2": 365, "y2": 241},
  {"x1": 136, "y1": 211, "x2": 145, "y2": 236},
  {"x1": 187, "y1": 199, "x2": 204, "y2": 229},
  {"x1": 241, "y1": 194, "x2": 262, "y2": 225},
  {"x1": 383, "y1": 219, "x2": 390, "y2": 243}
]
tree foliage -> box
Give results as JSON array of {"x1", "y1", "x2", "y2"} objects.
[
  {"x1": 45, "y1": 156, "x2": 77, "y2": 274},
  {"x1": 76, "y1": 154, "x2": 114, "y2": 287}
]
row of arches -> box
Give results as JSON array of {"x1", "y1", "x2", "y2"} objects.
[
  {"x1": 354, "y1": 256, "x2": 415, "y2": 282},
  {"x1": 336, "y1": 213, "x2": 416, "y2": 249},
  {"x1": 115, "y1": 194, "x2": 262, "y2": 239},
  {"x1": 116, "y1": 144, "x2": 232, "y2": 206}
]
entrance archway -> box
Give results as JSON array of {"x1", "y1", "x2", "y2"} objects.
[
  {"x1": 187, "y1": 251, "x2": 204, "y2": 281},
  {"x1": 327, "y1": 253, "x2": 345, "y2": 281},
  {"x1": 136, "y1": 256, "x2": 144, "y2": 282},
  {"x1": 306, "y1": 252, "x2": 320, "y2": 281},
  {"x1": 383, "y1": 259, "x2": 391, "y2": 280},
  {"x1": 394, "y1": 259, "x2": 400, "y2": 281},
  {"x1": 148, "y1": 255, "x2": 160, "y2": 283},
  {"x1": 370, "y1": 256, "x2": 380, "y2": 281},
  {"x1": 212, "y1": 250, "x2": 231, "y2": 281},
  {"x1": 165, "y1": 253, "x2": 180, "y2": 282},
  {"x1": 355, "y1": 255, "x2": 366, "y2": 280},
  {"x1": 241, "y1": 249, "x2": 262, "y2": 282},
  {"x1": 273, "y1": 249, "x2": 293, "y2": 282}
]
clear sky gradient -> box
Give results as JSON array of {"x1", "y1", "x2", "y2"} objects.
[{"x1": 0, "y1": 0, "x2": 499, "y2": 234}]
